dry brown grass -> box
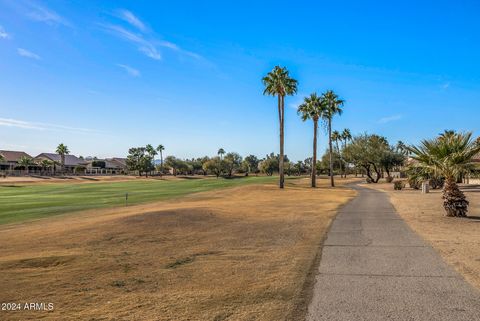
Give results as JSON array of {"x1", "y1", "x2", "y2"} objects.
[
  {"x1": 365, "y1": 182, "x2": 480, "y2": 290},
  {"x1": 0, "y1": 177, "x2": 356, "y2": 321}
]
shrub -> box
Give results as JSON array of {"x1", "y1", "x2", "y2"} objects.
[
  {"x1": 385, "y1": 176, "x2": 394, "y2": 183},
  {"x1": 366, "y1": 177, "x2": 373, "y2": 184},
  {"x1": 393, "y1": 180, "x2": 405, "y2": 190},
  {"x1": 408, "y1": 178, "x2": 421, "y2": 190},
  {"x1": 430, "y1": 177, "x2": 445, "y2": 189}
]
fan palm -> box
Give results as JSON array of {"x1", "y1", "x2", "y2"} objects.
[
  {"x1": 321, "y1": 90, "x2": 344, "y2": 187},
  {"x1": 332, "y1": 130, "x2": 343, "y2": 177},
  {"x1": 297, "y1": 93, "x2": 326, "y2": 187},
  {"x1": 217, "y1": 148, "x2": 225, "y2": 160},
  {"x1": 408, "y1": 132, "x2": 480, "y2": 217},
  {"x1": 341, "y1": 129, "x2": 352, "y2": 177},
  {"x1": 40, "y1": 159, "x2": 53, "y2": 175},
  {"x1": 156, "y1": 144, "x2": 165, "y2": 175},
  {"x1": 56, "y1": 143, "x2": 70, "y2": 175},
  {"x1": 263, "y1": 66, "x2": 298, "y2": 188},
  {"x1": 18, "y1": 156, "x2": 33, "y2": 175}
]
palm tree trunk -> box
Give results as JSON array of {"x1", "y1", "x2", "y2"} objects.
[
  {"x1": 443, "y1": 177, "x2": 469, "y2": 217},
  {"x1": 279, "y1": 95, "x2": 285, "y2": 189},
  {"x1": 160, "y1": 152, "x2": 163, "y2": 177},
  {"x1": 328, "y1": 118, "x2": 334, "y2": 187},
  {"x1": 312, "y1": 119, "x2": 318, "y2": 187}
]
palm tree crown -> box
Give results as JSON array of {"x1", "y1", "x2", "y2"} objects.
[
  {"x1": 342, "y1": 128, "x2": 352, "y2": 142},
  {"x1": 408, "y1": 132, "x2": 480, "y2": 180},
  {"x1": 297, "y1": 93, "x2": 325, "y2": 122},
  {"x1": 56, "y1": 143, "x2": 70, "y2": 156},
  {"x1": 262, "y1": 66, "x2": 298, "y2": 97},
  {"x1": 321, "y1": 90, "x2": 344, "y2": 119}
]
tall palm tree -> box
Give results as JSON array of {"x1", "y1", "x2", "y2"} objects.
[
  {"x1": 262, "y1": 65, "x2": 298, "y2": 189},
  {"x1": 332, "y1": 130, "x2": 342, "y2": 177},
  {"x1": 408, "y1": 132, "x2": 480, "y2": 217},
  {"x1": 156, "y1": 144, "x2": 165, "y2": 175},
  {"x1": 341, "y1": 128, "x2": 352, "y2": 177},
  {"x1": 18, "y1": 156, "x2": 33, "y2": 175},
  {"x1": 145, "y1": 144, "x2": 157, "y2": 175},
  {"x1": 56, "y1": 143, "x2": 70, "y2": 175},
  {"x1": 321, "y1": 90, "x2": 344, "y2": 187},
  {"x1": 297, "y1": 93, "x2": 326, "y2": 187},
  {"x1": 217, "y1": 148, "x2": 225, "y2": 160}
]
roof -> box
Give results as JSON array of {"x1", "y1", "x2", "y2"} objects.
[
  {"x1": 0, "y1": 150, "x2": 33, "y2": 162},
  {"x1": 106, "y1": 157, "x2": 127, "y2": 168},
  {"x1": 35, "y1": 153, "x2": 87, "y2": 167}
]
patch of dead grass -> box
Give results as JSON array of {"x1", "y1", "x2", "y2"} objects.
[
  {"x1": 0, "y1": 177, "x2": 356, "y2": 320},
  {"x1": 365, "y1": 182, "x2": 480, "y2": 290}
]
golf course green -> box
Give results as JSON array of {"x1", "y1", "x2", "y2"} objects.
[{"x1": 0, "y1": 176, "x2": 278, "y2": 225}]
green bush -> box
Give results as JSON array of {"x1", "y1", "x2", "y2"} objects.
[
  {"x1": 393, "y1": 180, "x2": 405, "y2": 190},
  {"x1": 385, "y1": 176, "x2": 394, "y2": 183},
  {"x1": 366, "y1": 177, "x2": 373, "y2": 184}
]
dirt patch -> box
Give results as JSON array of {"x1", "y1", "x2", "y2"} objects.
[
  {"x1": 0, "y1": 177, "x2": 356, "y2": 320},
  {"x1": 365, "y1": 182, "x2": 480, "y2": 290}
]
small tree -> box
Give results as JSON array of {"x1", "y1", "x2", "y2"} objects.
[
  {"x1": 242, "y1": 155, "x2": 260, "y2": 176},
  {"x1": 203, "y1": 157, "x2": 226, "y2": 178},
  {"x1": 224, "y1": 152, "x2": 242, "y2": 177}
]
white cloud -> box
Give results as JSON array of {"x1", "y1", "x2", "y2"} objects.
[
  {"x1": 101, "y1": 24, "x2": 161, "y2": 60},
  {"x1": 26, "y1": 2, "x2": 72, "y2": 27},
  {"x1": 0, "y1": 26, "x2": 9, "y2": 39},
  {"x1": 0, "y1": 117, "x2": 101, "y2": 134},
  {"x1": 102, "y1": 10, "x2": 204, "y2": 62},
  {"x1": 441, "y1": 82, "x2": 450, "y2": 89},
  {"x1": 117, "y1": 9, "x2": 147, "y2": 32},
  {"x1": 117, "y1": 64, "x2": 140, "y2": 77},
  {"x1": 378, "y1": 114, "x2": 403, "y2": 124},
  {"x1": 17, "y1": 48, "x2": 41, "y2": 60}
]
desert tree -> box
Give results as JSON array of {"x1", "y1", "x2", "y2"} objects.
[
  {"x1": 321, "y1": 90, "x2": 344, "y2": 187},
  {"x1": 262, "y1": 65, "x2": 298, "y2": 188},
  {"x1": 408, "y1": 132, "x2": 480, "y2": 217},
  {"x1": 297, "y1": 92, "x2": 326, "y2": 187}
]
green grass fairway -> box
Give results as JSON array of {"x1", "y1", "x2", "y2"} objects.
[{"x1": 0, "y1": 176, "x2": 278, "y2": 225}]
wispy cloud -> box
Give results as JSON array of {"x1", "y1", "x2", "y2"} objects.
[
  {"x1": 25, "y1": 2, "x2": 72, "y2": 27},
  {"x1": 378, "y1": 114, "x2": 403, "y2": 124},
  {"x1": 117, "y1": 64, "x2": 140, "y2": 77},
  {"x1": 17, "y1": 48, "x2": 41, "y2": 60},
  {"x1": 101, "y1": 23, "x2": 161, "y2": 60},
  {"x1": 441, "y1": 82, "x2": 450, "y2": 89},
  {"x1": 116, "y1": 9, "x2": 147, "y2": 32},
  {"x1": 0, "y1": 26, "x2": 9, "y2": 39},
  {"x1": 102, "y1": 9, "x2": 204, "y2": 62},
  {"x1": 0, "y1": 117, "x2": 102, "y2": 134}
]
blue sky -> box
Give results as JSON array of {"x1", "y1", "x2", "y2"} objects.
[{"x1": 1, "y1": 0, "x2": 479, "y2": 161}]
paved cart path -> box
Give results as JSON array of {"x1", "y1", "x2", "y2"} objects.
[{"x1": 307, "y1": 184, "x2": 480, "y2": 321}]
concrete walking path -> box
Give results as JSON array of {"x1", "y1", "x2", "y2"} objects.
[{"x1": 307, "y1": 184, "x2": 480, "y2": 321}]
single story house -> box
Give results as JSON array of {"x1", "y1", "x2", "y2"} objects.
[
  {"x1": 85, "y1": 158, "x2": 127, "y2": 175},
  {"x1": 0, "y1": 150, "x2": 33, "y2": 170},
  {"x1": 35, "y1": 153, "x2": 88, "y2": 173}
]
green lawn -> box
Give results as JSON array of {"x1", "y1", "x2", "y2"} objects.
[{"x1": 0, "y1": 176, "x2": 278, "y2": 225}]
